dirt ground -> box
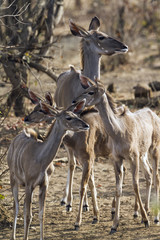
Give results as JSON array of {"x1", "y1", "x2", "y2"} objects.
[
  {"x1": 1, "y1": 150, "x2": 160, "y2": 240},
  {"x1": 1, "y1": 154, "x2": 160, "y2": 240},
  {"x1": 1, "y1": 2, "x2": 160, "y2": 240}
]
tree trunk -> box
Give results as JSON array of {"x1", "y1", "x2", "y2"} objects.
[
  {"x1": 3, "y1": 60, "x2": 27, "y2": 116},
  {"x1": 0, "y1": 0, "x2": 64, "y2": 116}
]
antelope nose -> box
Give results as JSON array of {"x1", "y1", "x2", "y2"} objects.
[
  {"x1": 72, "y1": 100, "x2": 76, "y2": 104},
  {"x1": 123, "y1": 44, "x2": 128, "y2": 52},
  {"x1": 83, "y1": 123, "x2": 89, "y2": 130}
]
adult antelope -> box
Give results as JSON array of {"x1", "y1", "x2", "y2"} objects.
[
  {"x1": 7, "y1": 94, "x2": 89, "y2": 240},
  {"x1": 54, "y1": 16, "x2": 128, "y2": 211},
  {"x1": 55, "y1": 16, "x2": 128, "y2": 108},
  {"x1": 73, "y1": 75, "x2": 160, "y2": 233}
]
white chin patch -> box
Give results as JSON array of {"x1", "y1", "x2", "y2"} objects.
[
  {"x1": 115, "y1": 48, "x2": 128, "y2": 53},
  {"x1": 66, "y1": 130, "x2": 74, "y2": 136}
]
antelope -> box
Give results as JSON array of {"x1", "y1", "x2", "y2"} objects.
[
  {"x1": 55, "y1": 16, "x2": 128, "y2": 108},
  {"x1": 54, "y1": 16, "x2": 128, "y2": 211},
  {"x1": 73, "y1": 75, "x2": 160, "y2": 233},
  {"x1": 23, "y1": 17, "x2": 128, "y2": 229},
  {"x1": 26, "y1": 88, "x2": 130, "y2": 230},
  {"x1": 7, "y1": 95, "x2": 89, "y2": 240}
]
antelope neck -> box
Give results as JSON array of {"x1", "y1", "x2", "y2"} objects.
[{"x1": 81, "y1": 42, "x2": 101, "y2": 80}]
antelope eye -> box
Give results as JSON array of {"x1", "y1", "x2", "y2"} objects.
[
  {"x1": 66, "y1": 116, "x2": 72, "y2": 121},
  {"x1": 98, "y1": 36, "x2": 105, "y2": 40},
  {"x1": 88, "y1": 91, "x2": 94, "y2": 95}
]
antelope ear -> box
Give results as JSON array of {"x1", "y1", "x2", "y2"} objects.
[
  {"x1": 89, "y1": 16, "x2": 100, "y2": 31},
  {"x1": 45, "y1": 92, "x2": 53, "y2": 106},
  {"x1": 28, "y1": 89, "x2": 40, "y2": 104},
  {"x1": 69, "y1": 19, "x2": 89, "y2": 38},
  {"x1": 80, "y1": 75, "x2": 94, "y2": 89},
  {"x1": 40, "y1": 101, "x2": 51, "y2": 114},
  {"x1": 68, "y1": 99, "x2": 86, "y2": 114},
  {"x1": 40, "y1": 101, "x2": 57, "y2": 117}
]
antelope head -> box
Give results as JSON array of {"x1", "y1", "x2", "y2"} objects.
[
  {"x1": 73, "y1": 75, "x2": 105, "y2": 107},
  {"x1": 69, "y1": 16, "x2": 128, "y2": 56},
  {"x1": 24, "y1": 90, "x2": 54, "y2": 123},
  {"x1": 24, "y1": 89, "x2": 89, "y2": 132}
]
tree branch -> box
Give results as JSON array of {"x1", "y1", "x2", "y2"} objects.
[
  {"x1": 0, "y1": 52, "x2": 57, "y2": 82},
  {"x1": 28, "y1": 60, "x2": 57, "y2": 82}
]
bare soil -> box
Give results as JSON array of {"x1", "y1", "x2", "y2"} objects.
[
  {"x1": 1, "y1": 151, "x2": 160, "y2": 240},
  {"x1": 1, "y1": 3, "x2": 160, "y2": 240}
]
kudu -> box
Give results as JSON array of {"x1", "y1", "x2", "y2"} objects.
[
  {"x1": 7, "y1": 92, "x2": 89, "y2": 240},
  {"x1": 55, "y1": 16, "x2": 128, "y2": 108},
  {"x1": 73, "y1": 75, "x2": 160, "y2": 233},
  {"x1": 26, "y1": 89, "x2": 129, "y2": 230},
  {"x1": 54, "y1": 16, "x2": 128, "y2": 213}
]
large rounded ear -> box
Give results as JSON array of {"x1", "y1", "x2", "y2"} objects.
[
  {"x1": 80, "y1": 75, "x2": 95, "y2": 89},
  {"x1": 69, "y1": 19, "x2": 89, "y2": 38},
  {"x1": 28, "y1": 89, "x2": 41, "y2": 104},
  {"x1": 89, "y1": 16, "x2": 100, "y2": 31},
  {"x1": 40, "y1": 101, "x2": 57, "y2": 117},
  {"x1": 68, "y1": 99, "x2": 86, "y2": 114},
  {"x1": 45, "y1": 92, "x2": 53, "y2": 106}
]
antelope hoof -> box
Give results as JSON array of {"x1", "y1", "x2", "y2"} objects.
[
  {"x1": 109, "y1": 228, "x2": 117, "y2": 235},
  {"x1": 66, "y1": 204, "x2": 72, "y2": 212},
  {"x1": 92, "y1": 218, "x2": 98, "y2": 224},
  {"x1": 61, "y1": 200, "x2": 66, "y2": 206},
  {"x1": 75, "y1": 225, "x2": 80, "y2": 231},
  {"x1": 144, "y1": 220, "x2": 150, "y2": 228},
  {"x1": 83, "y1": 204, "x2": 89, "y2": 212},
  {"x1": 154, "y1": 219, "x2": 159, "y2": 225},
  {"x1": 133, "y1": 213, "x2": 138, "y2": 219}
]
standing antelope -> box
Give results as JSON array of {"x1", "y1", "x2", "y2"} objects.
[
  {"x1": 26, "y1": 88, "x2": 129, "y2": 229},
  {"x1": 55, "y1": 16, "x2": 128, "y2": 108},
  {"x1": 73, "y1": 75, "x2": 160, "y2": 233},
  {"x1": 54, "y1": 16, "x2": 128, "y2": 213},
  {"x1": 7, "y1": 95, "x2": 89, "y2": 240}
]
